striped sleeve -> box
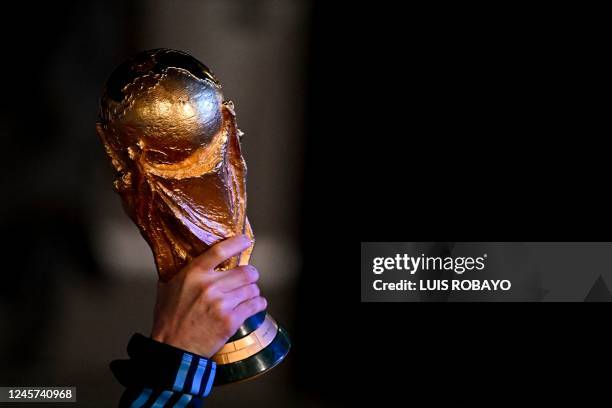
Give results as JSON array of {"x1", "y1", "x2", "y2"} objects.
[{"x1": 111, "y1": 334, "x2": 217, "y2": 407}]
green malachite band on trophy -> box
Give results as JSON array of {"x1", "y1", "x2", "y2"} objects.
[
  {"x1": 226, "y1": 311, "x2": 266, "y2": 342},
  {"x1": 213, "y1": 324, "x2": 291, "y2": 385}
]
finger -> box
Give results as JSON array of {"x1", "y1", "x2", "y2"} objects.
[
  {"x1": 213, "y1": 266, "x2": 259, "y2": 292},
  {"x1": 190, "y1": 235, "x2": 252, "y2": 271},
  {"x1": 234, "y1": 296, "x2": 267, "y2": 322},
  {"x1": 223, "y1": 284, "x2": 260, "y2": 309}
]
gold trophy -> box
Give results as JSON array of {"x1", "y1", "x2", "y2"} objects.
[{"x1": 96, "y1": 48, "x2": 290, "y2": 384}]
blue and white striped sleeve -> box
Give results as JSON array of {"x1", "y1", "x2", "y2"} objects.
[{"x1": 111, "y1": 334, "x2": 217, "y2": 407}]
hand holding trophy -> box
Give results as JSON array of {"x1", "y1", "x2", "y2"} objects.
[{"x1": 96, "y1": 49, "x2": 290, "y2": 385}]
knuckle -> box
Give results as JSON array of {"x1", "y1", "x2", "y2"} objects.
[
  {"x1": 211, "y1": 246, "x2": 227, "y2": 260},
  {"x1": 185, "y1": 274, "x2": 205, "y2": 291},
  {"x1": 244, "y1": 266, "x2": 259, "y2": 282},
  {"x1": 248, "y1": 302, "x2": 259, "y2": 315},
  {"x1": 245, "y1": 298, "x2": 258, "y2": 314},
  {"x1": 184, "y1": 270, "x2": 203, "y2": 286},
  {"x1": 259, "y1": 297, "x2": 268, "y2": 311},
  {"x1": 236, "y1": 268, "x2": 250, "y2": 282},
  {"x1": 249, "y1": 284, "x2": 260, "y2": 298},
  {"x1": 211, "y1": 299, "x2": 225, "y2": 315},
  {"x1": 187, "y1": 258, "x2": 206, "y2": 273},
  {"x1": 200, "y1": 283, "x2": 216, "y2": 299}
]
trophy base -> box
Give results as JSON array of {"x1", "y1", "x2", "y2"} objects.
[{"x1": 212, "y1": 313, "x2": 291, "y2": 385}]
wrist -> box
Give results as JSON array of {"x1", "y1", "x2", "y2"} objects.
[
  {"x1": 150, "y1": 330, "x2": 215, "y2": 359},
  {"x1": 112, "y1": 333, "x2": 218, "y2": 400}
]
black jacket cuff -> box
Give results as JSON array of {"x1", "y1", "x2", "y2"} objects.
[{"x1": 111, "y1": 333, "x2": 216, "y2": 406}]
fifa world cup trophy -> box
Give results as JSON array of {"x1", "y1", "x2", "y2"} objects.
[{"x1": 96, "y1": 48, "x2": 290, "y2": 384}]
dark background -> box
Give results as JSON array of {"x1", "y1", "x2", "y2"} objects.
[
  {"x1": 0, "y1": 1, "x2": 608, "y2": 406},
  {"x1": 307, "y1": 3, "x2": 609, "y2": 406}
]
